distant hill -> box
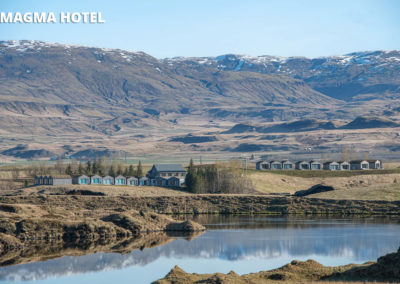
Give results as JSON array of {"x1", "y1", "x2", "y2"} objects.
[
  {"x1": 170, "y1": 135, "x2": 218, "y2": 144},
  {"x1": 0, "y1": 145, "x2": 54, "y2": 159},
  {"x1": 341, "y1": 116, "x2": 400, "y2": 129},
  {"x1": 224, "y1": 119, "x2": 336, "y2": 134}
]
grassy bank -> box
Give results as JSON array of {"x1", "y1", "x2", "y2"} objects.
[
  {"x1": 247, "y1": 170, "x2": 400, "y2": 196},
  {"x1": 308, "y1": 183, "x2": 400, "y2": 201}
]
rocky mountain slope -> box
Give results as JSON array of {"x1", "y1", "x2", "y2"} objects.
[
  {"x1": 166, "y1": 51, "x2": 400, "y2": 101},
  {"x1": 0, "y1": 40, "x2": 400, "y2": 159}
]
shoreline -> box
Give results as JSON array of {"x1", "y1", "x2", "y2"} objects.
[
  {"x1": 153, "y1": 247, "x2": 400, "y2": 284},
  {"x1": 1, "y1": 195, "x2": 399, "y2": 216}
]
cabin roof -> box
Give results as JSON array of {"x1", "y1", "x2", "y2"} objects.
[
  {"x1": 153, "y1": 164, "x2": 186, "y2": 172},
  {"x1": 72, "y1": 175, "x2": 89, "y2": 178},
  {"x1": 47, "y1": 175, "x2": 71, "y2": 179},
  {"x1": 323, "y1": 161, "x2": 339, "y2": 165}
]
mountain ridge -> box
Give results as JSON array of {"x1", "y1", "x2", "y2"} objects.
[{"x1": 1, "y1": 40, "x2": 400, "y2": 159}]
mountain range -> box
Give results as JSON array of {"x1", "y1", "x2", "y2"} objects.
[{"x1": 0, "y1": 40, "x2": 399, "y2": 160}]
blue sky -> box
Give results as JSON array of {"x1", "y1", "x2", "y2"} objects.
[{"x1": 0, "y1": 0, "x2": 399, "y2": 58}]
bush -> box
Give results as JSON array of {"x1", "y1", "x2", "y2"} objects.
[{"x1": 185, "y1": 159, "x2": 253, "y2": 194}]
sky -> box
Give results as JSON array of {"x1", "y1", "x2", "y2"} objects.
[{"x1": 0, "y1": 0, "x2": 399, "y2": 58}]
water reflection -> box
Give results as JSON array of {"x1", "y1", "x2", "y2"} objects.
[{"x1": 0, "y1": 216, "x2": 399, "y2": 284}]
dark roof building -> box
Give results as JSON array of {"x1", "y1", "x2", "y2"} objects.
[{"x1": 148, "y1": 164, "x2": 186, "y2": 179}]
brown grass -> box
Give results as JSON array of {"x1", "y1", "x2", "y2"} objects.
[
  {"x1": 309, "y1": 183, "x2": 400, "y2": 201},
  {"x1": 14, "y1": 184, "x2": 191, "y2": 197},
  {"x1": 248, "y1": 170, "x2": 400, "y2": 198}
]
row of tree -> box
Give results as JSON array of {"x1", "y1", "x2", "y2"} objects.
[
  {"x1": 185, "y1": 159, "x2": 253, "y2": 194},
  {"x1": 65, "y1": 159, "x2": 144, "y2": 177}
]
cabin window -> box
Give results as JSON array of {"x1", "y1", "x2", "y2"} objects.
[
  {"x1": 161, "y1": 173, "x2": 166, "y2": 177},
  {"x1": 283, "y1": 164, "x2": 292, "y2": 169},
  {"x1": 362, "y1": 163, "x2": 368, "y2": 169},
  {"x1": 272, "y1": 163, "x2": 281, "y2": 169},
  {"x1": 342, "y1": 165, "x2": 349, "y2": 170}
]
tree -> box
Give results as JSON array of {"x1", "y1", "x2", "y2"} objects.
[
  {"x1": 127, "y1": 165, "x2": 135, "y2": 176},
  {"x1": 85, "y1": 160, "x2": 92, "y2": 175},
  {"x1": 116, "y1": 163, "x2": 123, "y2": 176},
  {"x1": 185, "y1": 159, "x2": 199, "y2": 193},
  {"x1": 92, "y1": 159, "x2": 98, "y2": 175},
  {"x1": 109, "y1": 165, "x2": 116, "y2": 177},
  {"x1": 65, "y1": 164, "x2": 73, "y2": 176},
  {"x1": 136, "y1": 160, "x2": 143, "y2": 178},
  {"x1": 97, "y1": 156, "x2": 107, "y2": 176},
  {"x1": 77, "y1": 162, "x2": 84, "y2": 175},
  {"x1": 54, "y1": 158, "x2": 64, "y2": 174},
  {"x1": 39, "y1": 161, "x2": 47, "y2": 175}
]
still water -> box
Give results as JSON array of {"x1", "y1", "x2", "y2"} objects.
[{"x1": 1, "y1": 215, "x2": 399, "y2": 284}]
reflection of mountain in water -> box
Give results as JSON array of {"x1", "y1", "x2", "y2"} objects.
[{"x1": 1, "y1": 218, "x2": 400, "y2": 282}]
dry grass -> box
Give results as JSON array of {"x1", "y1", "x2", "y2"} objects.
[
  {"x1": 248, "y1": 170, "x2": 400, "y2": 196},
  {"x1": 309, "y1": 183, "x2": 400, "y2": 201},
  {"x1": 248, "y1": 171, "x2": 317, "y2": 194},
  {"x1": 13, "y1": 184, "x2": 191, "y2": 197}
]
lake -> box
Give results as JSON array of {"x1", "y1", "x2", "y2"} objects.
[{"x1": 1, "y1": 215, "x2": 399, "y2": 284}]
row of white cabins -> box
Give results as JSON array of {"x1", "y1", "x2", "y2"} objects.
[
  {"x1": 256, "y1": 159, "x2": 382, "y2": 171},
  {"x1": 35, "y1": 164, "x2": 187, "y2": 187}
]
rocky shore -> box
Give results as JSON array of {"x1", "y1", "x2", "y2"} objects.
[
  {"x1": 0, "y1": 201, "x2": 205, "y2": 261},
  {"x1": 154, "y1": 247, "x2": 400, "y2": 283},
  {"x1": 1, "y1": 194, "x2": 400, "y2": 216}
]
